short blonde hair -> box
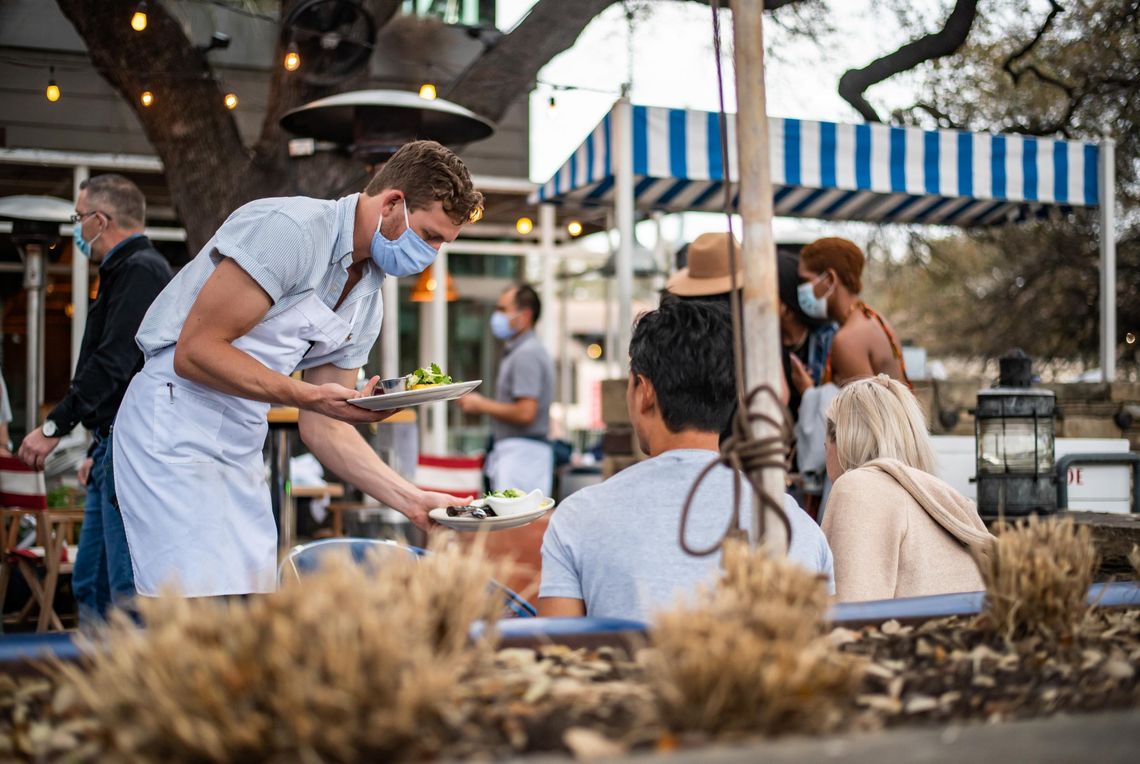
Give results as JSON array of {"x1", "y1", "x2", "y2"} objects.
[{"x1": 825, "y1": 374, "x2": 936, "y2": 475}]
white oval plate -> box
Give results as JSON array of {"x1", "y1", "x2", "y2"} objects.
[
  {"x1": 347, "y1": 380, "x2": 482, "y2": 411},
  {"x1": 429, "y1": 497, "x2": 556, "y2": 532}
]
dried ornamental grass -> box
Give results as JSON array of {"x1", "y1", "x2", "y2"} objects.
[
  {"x1": 1130, "y1": 544, "x2": 1140, "y2": 580},
  {"x1": 977, "y1": 516, "x2": 1098, "y2": 643},
  {"x1": 53, "y1": 538, "x2": 504, "y2": 763},
  {"x1": 647, "y1": 539, "x2": 862, "y2": 737}
]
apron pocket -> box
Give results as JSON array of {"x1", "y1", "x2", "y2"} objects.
[{"x1": 151, "y1": 384, "x2": 228, "y2": 464}]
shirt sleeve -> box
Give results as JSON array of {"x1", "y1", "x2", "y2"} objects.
[
  {"x1": 211, "y1": 208, "x2": 313, "y2": 303},
  {"x1": 0, "y1": 372, "x2": 11, "y2": 424},
  {"x1": 507, "y1": 349, "x2": 546, "y2": 400},
  {"x1": 539, "y1": 503, "x2": 584, "y2": 600}
]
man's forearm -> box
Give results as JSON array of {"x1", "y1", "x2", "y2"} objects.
[
  {"x1": 480, "y1": 398, "x2": 536, "y2": 426},
  {"x1": 174, "y1": 338, "x2": 311, "y2": 408},
  {"x1": 298, "y1": 412, "x2": 419, "y2": 510}
]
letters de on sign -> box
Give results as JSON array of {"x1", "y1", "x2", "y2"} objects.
[{"x1": 1067, "y1": 467, "x2": 1084, "y2": 486}]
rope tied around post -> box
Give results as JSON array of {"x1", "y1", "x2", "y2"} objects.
[
  {"x1": 678, "y1": 384, "x2": 795, "y2": 556},
  {"x1": 676, "y1": 0, "x2": 794, "y2": 558}
]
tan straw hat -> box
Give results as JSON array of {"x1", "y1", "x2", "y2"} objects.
[{"x1": 665, "y1": 232, "x2": 744, "y2": 297}]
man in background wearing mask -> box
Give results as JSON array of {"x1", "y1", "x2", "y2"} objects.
[
  {"x1": 456, "y1": 284, "x2": 555, "y2": 497},
  {"x1": 112, "y1": 140, "x2": 482, "y2": 598},
  {"x1": 19, "y1": 173, "x2": 173, "y2": 619}
]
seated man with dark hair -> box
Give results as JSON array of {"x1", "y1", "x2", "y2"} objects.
[{"x1": 538, "y1": 300, "x2": 833, "y2": 623}]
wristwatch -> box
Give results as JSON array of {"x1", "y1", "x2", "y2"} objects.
[{"x1": 42, "y1": 420, "x2": 59, "y2": 438}]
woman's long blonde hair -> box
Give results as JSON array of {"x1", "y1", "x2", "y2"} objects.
[{"x1": 826, "y1": 374, "x2": 937, "y2": 475}]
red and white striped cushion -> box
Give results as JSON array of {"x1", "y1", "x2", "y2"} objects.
[
  {"x1": 415, "y1": 454, "x2": 484, "y2": 499},
  {"x1": 0, "y1": 456, "x2": 47, "y2": 510}
]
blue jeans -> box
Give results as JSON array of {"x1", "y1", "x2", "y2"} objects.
[{"x1": 72, "y1": 435, "x2": 136, "y2": 621}]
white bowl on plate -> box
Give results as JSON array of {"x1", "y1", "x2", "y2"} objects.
[{"x1": 486, "y1": 488, "x2": 544, "y2": 517}]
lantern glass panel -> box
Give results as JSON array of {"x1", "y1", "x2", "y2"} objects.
[{"x1": 978, "y1": 417, "x2": 1054, "y2": 474}]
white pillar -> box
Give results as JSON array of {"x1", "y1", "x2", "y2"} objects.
[
  {"x1": 428, "y1": 250, "x2": 448, "y2": 454},
  {"x1": 71, "y1": 165, "x2": 89, "y2": 375},
  {"x1": 731, "y1": 0, "x2": 789, "y2": 555},
  {"x1": 539, "y1": 204, "x2": 557, "y2": 352},
  {"x1": 1098, "y1": 139, "x2": 1116, "y2": 383},
  {"x1": 652, "y1": 210, "x2": 667, "y2": 300},
  {"x1": 381, "y1": 276, "x2": 399, "y2": 380},
  {"x1": 559, "y1": 262, "x2": 572, "y2": 437},
  {"x1": 613, "y1": 97, "x2": 635, "y2": 377}
]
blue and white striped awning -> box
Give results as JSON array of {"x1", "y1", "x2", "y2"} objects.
[{"x1": 533, "y1": 103, "x2": 1102, "y2": 227}]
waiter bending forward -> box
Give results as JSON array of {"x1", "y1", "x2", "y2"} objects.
[{"x1": 114, "y1": 141, "x2": 482, "y2": 597}]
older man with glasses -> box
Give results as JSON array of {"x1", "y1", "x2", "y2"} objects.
[{"x1": 19, "y1": 173, "x2": 173, "y2": 621}]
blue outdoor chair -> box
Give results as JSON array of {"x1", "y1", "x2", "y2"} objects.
[{"x1": 277, "y1": 537, "x2": 536, "y2": 618}]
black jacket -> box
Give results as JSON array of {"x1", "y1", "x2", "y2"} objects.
[{"x1": 47, "y1": 235, "x2": 173, "y2": 437}]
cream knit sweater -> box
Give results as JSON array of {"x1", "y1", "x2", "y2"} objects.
[{"x1": 822, "y1": 458, "x2": 994, "y2": 603}]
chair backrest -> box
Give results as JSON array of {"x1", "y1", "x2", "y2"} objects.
[
  {"x1": 277, "y1": 537, "x2": 535, "y2": 618},
  {"x1": 0, "y1": 456, "x2": 47, "y2": 511},
  {"x1": 415, "y1": 453, "x2": 484, "y2": 498},
  {"x1": 277, "y1": 538, "x2": 420, "y2": 586}
]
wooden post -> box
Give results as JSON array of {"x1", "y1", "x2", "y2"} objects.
[{"x1": 730, "y1": 0, "x2": 789, "y2": 554}]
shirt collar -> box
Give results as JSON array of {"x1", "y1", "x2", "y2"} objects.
[
  {"x1": 506, "y1": 329, "x2": 536, "y2": 354},
  {"x1": 332, "y1": 193, "x2": 360, "y2": 265},
  {"x1": 100, "y1": 233, "x2": 144, "y2": 268}
]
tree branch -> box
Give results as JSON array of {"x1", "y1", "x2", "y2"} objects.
[
  {"x1": 1002, "y1": 0, "x2": 1064, "y2": 85},
  {"x1": 55, "y1": 0, "x2": 250, "y2": 250},
  {"x1": 445, "y1": 0, "x2": 616, "y2": 123},
  {"x1": 838, "y1": 0, "x2": 979, "y2": 122}
]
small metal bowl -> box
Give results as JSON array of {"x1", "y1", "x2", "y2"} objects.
[{"x1": 377, "y1": 377, "x2": 408, "y2": 394}]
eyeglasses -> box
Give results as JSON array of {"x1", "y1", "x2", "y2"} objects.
[{"x1": 69, "y1": 210, "x2": 112, "y2": 224}]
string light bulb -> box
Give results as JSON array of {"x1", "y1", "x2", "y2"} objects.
[
  {"x1": 224, "y1": 92, "x2": 238, "y2": 110},
  {"x1": 567, "y1": 220, "x2": 583, "y2": 237},
  {"x1": 140, "y1": 89, "x2": 155, "y2": 108},
  {"x1": 130, "y1": 1, "x2": 148, "y2": 32},
  {"x1": 45, "y1": 67, "x2": 60, "y2": 102},
  {"x1": 283, "y1": 42, "x2": 301, "y2": 72},
  {"x1": 515, "y1": 217, "x2": 534, "y2": 235},
  {"x1": 419, "y1": 82, "x2": 437, "y2": 100}
]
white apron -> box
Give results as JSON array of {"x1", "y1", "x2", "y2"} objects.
[
  {"x1": 485, "y1": 437, "x2": 553, "y2": 498},
  {"x1": 114, "y1": 293, "x2": 358, "y2": 597}
]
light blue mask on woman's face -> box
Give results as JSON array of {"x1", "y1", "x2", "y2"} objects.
[
  {"x1": 797, "y1": 273, "x2": 834, "y2": 320},
  {"x1": 370, "y1": 199, "x2": 437, "y2": 277}
]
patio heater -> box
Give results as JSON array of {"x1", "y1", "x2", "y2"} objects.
[
  {"x1": 0, "y1": 195, "x2": 72, "y2": 435},
  {"x1": 280, "y1": 89, "x2": 494, "y2": 167},
  {"x1": 974, "y1": 350, "x2": 1058, "y2": 520}
]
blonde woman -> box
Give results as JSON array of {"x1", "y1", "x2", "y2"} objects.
[{"x1": 822, "y1": 375, "x2": 994, "y2": 602}]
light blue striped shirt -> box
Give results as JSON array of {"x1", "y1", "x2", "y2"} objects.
[{"x1": 135, "y1": 193, "x2": 384, "y2": 371}]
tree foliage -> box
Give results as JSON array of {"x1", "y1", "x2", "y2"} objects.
[{"x1": 877, "y1": 0, "x2": 1140, "y2": 369}]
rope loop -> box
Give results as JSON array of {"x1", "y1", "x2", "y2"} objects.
[{"x1": 678, "y1": 384, "x2": 796, "y2": 557}]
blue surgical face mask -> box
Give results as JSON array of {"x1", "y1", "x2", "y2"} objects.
[
  {"x1": 74, "y1": 215, "x2": 102, "y2": 259},
  {"x1": 370, "y1": 199, "x2": 438, "y2": 277},
  {"x1": 797, "y1": 273, "x2": 834, "y2": 320},
  {"x1": 490, "y1": 310, "x2": 517, "y2": 340}
]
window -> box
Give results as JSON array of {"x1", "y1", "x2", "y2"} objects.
[{"x1": 401, "y1": 0, "x2": 494, "y2": 26}]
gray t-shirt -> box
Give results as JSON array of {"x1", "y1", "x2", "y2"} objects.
[
  {"x1": 492, "y1": 330, "x2": 554, "y2": 441},
  {"x1": 540, "y1": 449, "x2": 835, "y2": 623}
]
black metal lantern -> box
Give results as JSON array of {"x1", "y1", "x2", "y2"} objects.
[{"x1": 974, "y1": 350, "x2": 1057, "y2": 519}]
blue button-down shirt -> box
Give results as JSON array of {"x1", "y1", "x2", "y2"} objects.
[{"x1": 135, "y1": 193, "x2": 384, "y2": 370}]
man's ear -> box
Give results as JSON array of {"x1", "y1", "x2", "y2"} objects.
[
  {"x1": 378, "y1": 189, "x2": 404, "y2": 216},
  {"x1": 634, "y1": 374, "x2": 656, "y2": 416}
]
